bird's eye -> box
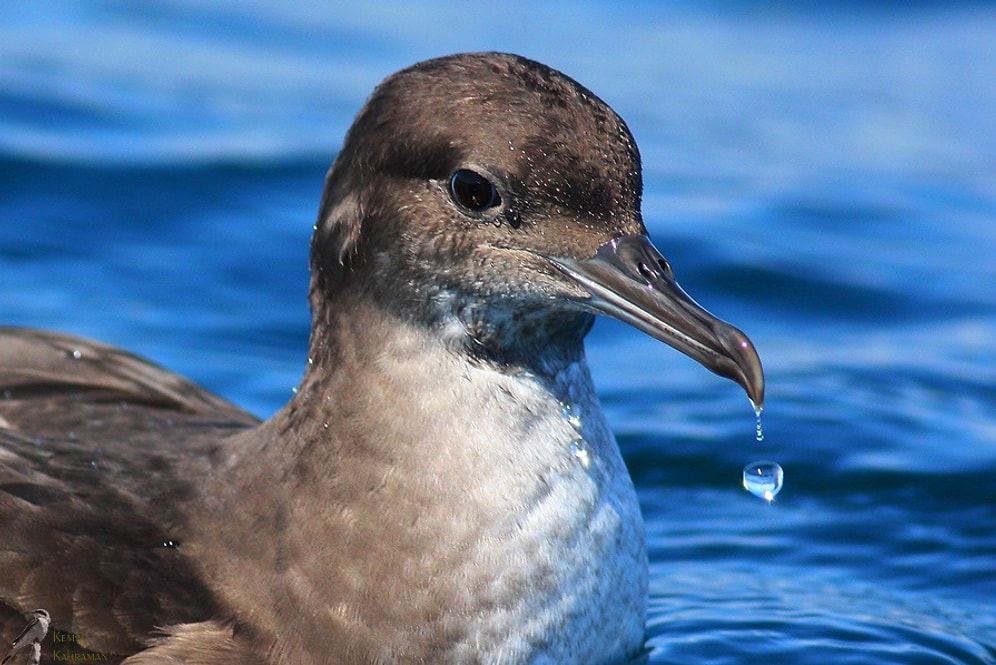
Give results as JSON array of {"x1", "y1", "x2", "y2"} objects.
[{"x1": 449, "y1": 170, "x2": 501, "y2": 212}]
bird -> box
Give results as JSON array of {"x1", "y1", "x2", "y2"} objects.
[
  {"x1": 0, "y1": 52, "x2": 763, "y2": 664},
  {"x1": 2, "y1": 609, "x2": 49, "y2": 665}
]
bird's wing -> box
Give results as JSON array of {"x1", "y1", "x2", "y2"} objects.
[
  {"x1": 0, "y1": 328, "x2": 260, "y2": 659},
  {"x1": 6, "y1": 615, "x2": 37, "y2": 648},
  {"x1": 0, "y1": 327, "x2": 255, "y2": 419}
]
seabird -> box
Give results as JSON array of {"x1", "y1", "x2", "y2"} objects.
[
  {"x1": 0, "y1": 52, "x2": 763, "y2": 664},
  {"x1": 2, "y1": 609, "x2": 49, "y2": 665}
]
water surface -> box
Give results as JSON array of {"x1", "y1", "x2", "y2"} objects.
[{"x1": 2, "y1": 3, "x2": 994, "y2": 662}]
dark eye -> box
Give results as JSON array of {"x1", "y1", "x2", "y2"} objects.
[{"x1": 449, "y1": 169, "x2": 501, "y2": 212}]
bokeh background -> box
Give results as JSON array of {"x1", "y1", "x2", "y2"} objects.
[{"x1": 2, "y1": 2, "x2": 994, "y2": 662}]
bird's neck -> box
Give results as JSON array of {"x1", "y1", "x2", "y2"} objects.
[
  {"x1": 272, "y1": 292, "x2": 597, "y2": 475},
  {"x1": 198, "y1": 296, "x2": 647, "y2": 662}
]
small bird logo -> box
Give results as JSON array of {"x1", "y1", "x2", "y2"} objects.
[{"x1": 2, "y1": 609, "x2": 50, "y2": 665}]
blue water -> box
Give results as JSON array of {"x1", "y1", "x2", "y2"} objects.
[{"x1": 2, "y1": 3, "x2": 994, "y2": 663}]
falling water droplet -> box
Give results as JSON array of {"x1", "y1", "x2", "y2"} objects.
[
  {"x1": 754, "y1": 405, "x2": 764, "y2": 442},
  {"x1": 742, "y1": 461, "x2": 783, "y2": 502}
]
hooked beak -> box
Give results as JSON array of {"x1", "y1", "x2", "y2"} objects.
[{"x1": 547, "y1": 234, "x2": 764, "y2": 408}]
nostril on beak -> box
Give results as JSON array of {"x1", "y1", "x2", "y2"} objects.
[
  {"x1": 635, "y1": 259, "x2": 673, "y2": 284},
  {"x1": 657, "y1": 259, "x2": 672, "y2": 278}
]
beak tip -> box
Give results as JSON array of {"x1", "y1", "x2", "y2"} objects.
[
  {"x1": 710, "y1": 322, "x2": 764, "y2": 409},
  {"x1": 731, "y1": 333, "x2": 765, "y2": 410},
  {"x1": 747, "y1": 377, "x2": 765, "y2": 412}
]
